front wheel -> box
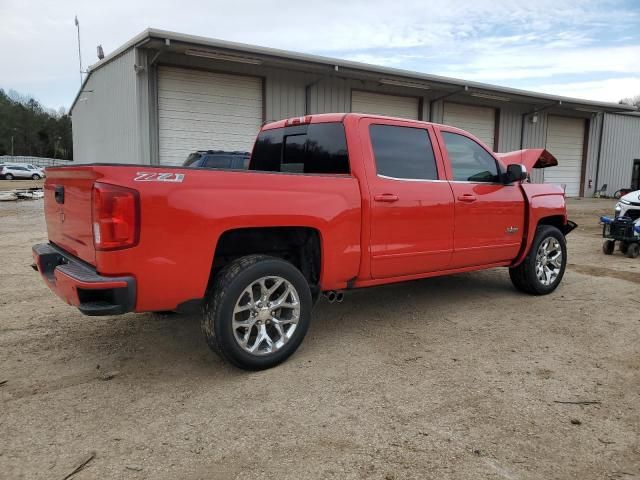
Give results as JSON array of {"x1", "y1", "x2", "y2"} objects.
[
  {"x1": 509, "y1": 225, "x2": 567, "y2": 295},
  {"x1": 603, "y1": 240, "x2": 615, "y2": 255},
  {"x1": 201, "y1": 255, "x2": 312, "y2": 370},
  {"x1": 32, "y1": 174, "x2": 41, "y2": 180}
]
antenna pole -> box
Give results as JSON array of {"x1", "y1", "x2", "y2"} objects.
[{"x1": 75, "y1": 15, "x2": 83, "y2": 85}]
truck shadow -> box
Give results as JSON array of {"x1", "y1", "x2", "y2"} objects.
[{"x1": 46, "y1": 268, "x2": 518, "y2": 381}]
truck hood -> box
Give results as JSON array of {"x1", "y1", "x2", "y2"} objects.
[{"x1": 495, "y1": 149, "x2": 558, "y2": 170}]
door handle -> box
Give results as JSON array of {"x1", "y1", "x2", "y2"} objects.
[
  {"x1": 457, "y1": 194, "x2": 477, "y2": 202},
  {"x1": 374, "y1": 193, "x2": 399, "y2": 203}
]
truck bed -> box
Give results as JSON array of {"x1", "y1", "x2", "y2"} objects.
[{"x1": 43, "y1": 165, "x2": 362, "y2": 311}]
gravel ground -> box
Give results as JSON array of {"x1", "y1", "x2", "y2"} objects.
[
  {"x1": 0, "y1": 198, "x2": 638, "y2": 480},
  {"x1": 0, "y1": 179, "x2": 44, "y2": 191}
]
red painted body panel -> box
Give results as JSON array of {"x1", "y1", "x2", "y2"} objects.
[
  {"x1": 447, "y1": 182, "x2": 525, "y2": 267},
  {"x1": 44, "y1": 169, "x2": 98, "y2": 264},
  {"x1": 39, "y1": 113, "x2": 571, "y2": 313},
  {"x1": 433, "y1": 124, "x2": 526, "y2": 268},
  {"x1": 356, "y1": 117, "x2": 455, "y2": 278},
  {"x1": 45, "y1": 166, "x2": 362, "y2": 312},
  {"x1": 511, "y1": 183, "x2": 567, "y2": 266}
]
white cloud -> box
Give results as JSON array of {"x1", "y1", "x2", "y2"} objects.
[
  {"x1": 437, "y1": 45, "x2": 640, "y2": 81},
  {"x1": 526, "y1": 77, "x2": 640, "y2": 103}
]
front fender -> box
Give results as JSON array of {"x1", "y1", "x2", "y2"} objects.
[{"x1": 511, "y1": 185, "x2": 569, "y2": 267}]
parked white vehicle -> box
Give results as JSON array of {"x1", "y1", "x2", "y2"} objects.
[
  {"x1": 0, "y1": 163, "x2": 46, "y2": 180},
  {"x1": 615, "y1": 190, "x2": 640, "y2": 222}
]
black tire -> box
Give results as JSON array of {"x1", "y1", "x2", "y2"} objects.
[
  {"x1": 201, "y1": 254, "x2": 312, "y2": 370},
  {"x1": 626, "y1": 243, "x2": 640, "y2": 259},
  {"x1": 602, "y1": 240, "x2": 615, "y2": 255},
  {"x1": 5, "y1": 173, "x2": 14, "y2": 180},
  {"x1": 613, "y1": 190, "x2": 623, "y2": 199},
  {"x1": 32, "y1": 174, "x2": 41, "y2": 180},
  {"x1": 509, "y1": 225, "x2": 567, "y2": 295},
  {"x1": 619, "y1": 241, "x2": 629, "y2": 255}
]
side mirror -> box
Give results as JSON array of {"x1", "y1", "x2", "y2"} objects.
[{"x1": 504, "y1": 164, "x2": 528, "y2": 184}]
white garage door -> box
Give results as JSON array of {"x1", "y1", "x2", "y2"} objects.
[
  {"x1": 544, "y1": 116, "x2": 585, "y2": 197},
  {"x1": 443, "y1": 103, "x2": 496, "y2": 149},
  {"x1": 351, "y1": 91, "x2": 419, "y2": 120},
  {"x1": 157, "y1": 66, "x2": 263, "y2": 166}
]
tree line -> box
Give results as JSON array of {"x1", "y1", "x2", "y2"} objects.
[
  {"x1": 619, "y1": 95, "x2": 640, "y2": 109},
  {"x1": 0, "y1": 89, "x2": 72, "y2": 160}
]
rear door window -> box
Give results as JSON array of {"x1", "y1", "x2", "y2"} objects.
[
  {"x1": 369, "y1": 125, "x2": 438, "y2": 180},
  {"x1": 251, "y1": 122, "x2": 349, "y2": 174}
]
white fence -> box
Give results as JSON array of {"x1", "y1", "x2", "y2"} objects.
[{"x1": 0, "y1": 156, "x2": 73, "y2": 168}]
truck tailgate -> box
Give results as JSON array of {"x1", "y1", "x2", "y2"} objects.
[{"x1": 44, "y1": 167, "x2": 99, "y2": 265}]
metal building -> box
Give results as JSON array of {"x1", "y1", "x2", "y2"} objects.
[{"x1": 70, "y1": 29, "x2": 639, "y2": 197}]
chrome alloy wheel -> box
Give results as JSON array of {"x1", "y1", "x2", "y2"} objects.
[
  {"x1": 232, "y1": 276, "x2": 300, "y2": 356},
  {"x1": 535, "y1": 237, "x2": 563, "y2": 286}
]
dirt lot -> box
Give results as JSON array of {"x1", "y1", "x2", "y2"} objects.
[
  {"x1": 0, "y1": 179, "x2": 44, "y2": 191},
  {"x1": 1, "y1": 197, "x2": 638, "y2": 479}
]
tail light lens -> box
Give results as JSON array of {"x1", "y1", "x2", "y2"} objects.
[{"x1": 92, "y1": 182, "x2": 140, "y2": 250}]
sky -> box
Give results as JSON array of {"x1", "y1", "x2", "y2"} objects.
[{"x1": 1, "y1": 0, "x2": 639, "y2": 110}]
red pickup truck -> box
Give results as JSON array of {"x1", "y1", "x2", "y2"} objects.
[{"x1": 33, "y1": 113, "x2": 576, "y2": 370}]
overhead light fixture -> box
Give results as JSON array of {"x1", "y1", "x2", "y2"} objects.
[
  {"x1": 470, "y1": 92, "x2": 511, "y2": 102},
  {"x1": 379, "y1": 78, "x2": 431, "y2": 90},
  {"x1": 184, "y1": 49, "x2": 263, "y2": 65},
  {"x1": 574, "y1": 107, "x2": 596, "y2": 112}
]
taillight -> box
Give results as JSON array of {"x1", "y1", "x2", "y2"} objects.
[{"x1": 92, "y1": 182, "x2": 140, "y2": 250}]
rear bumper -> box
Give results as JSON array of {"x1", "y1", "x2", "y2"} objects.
[{"x1": 32, "y1": 243, "x2": 135, "y2": 316}]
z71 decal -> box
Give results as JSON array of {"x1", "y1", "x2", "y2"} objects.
[{"x1": 134, "y1": 172, "x2": 185, "y2": 183}]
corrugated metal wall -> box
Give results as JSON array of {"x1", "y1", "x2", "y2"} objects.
[
  {"x1": 497, "y1": 109, "x2": 523, "y2": 153},
  {"x1": 73, "y1": 45, "x2": 638, "y2": 196},
  {"x1": 307, "y1": 76, "x2": 350, "y2": 113},
  {"x1": 597, "y1": 113, "x2": 640, "y2": 194},
  {"x1": 71, "y1": 49, "x2": 140, "y2": 164},
  {"x1": 307, "y1": 76, "x2": 431, "y2": 120},
  {"x1": 582, "y1": 113, "x2": 602, "y2": 196}
]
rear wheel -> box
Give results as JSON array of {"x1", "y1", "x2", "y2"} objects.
[
  {"x1": 626, "y1": 243, "x2": 640, "y2": 259},
  {"x1": 619, "y1": 241, "x2": 629, "y2": 254},
  {"x1": 32, "y1": 174, "x2": 41, "y2": 180},
  {"x1": 509, "y1": 225, "x2": 567, "y2": 295},
  {"x1": 5, "y1": 173, "x2": 14, "y2": 180},
  {"x1": 602, "y1": 240, "x2": 615, "y2": 255},
  {"x1": 201, "y1": 254, "x2": 312, "y2": 370}
]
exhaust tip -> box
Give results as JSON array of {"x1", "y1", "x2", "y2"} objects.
[{"x1": 323, "y1": 291, "x2": 337, "y2": 303}]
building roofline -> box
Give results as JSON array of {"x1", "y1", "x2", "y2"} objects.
[{"x1": 70, "y1": 27, "x2": 638, "y2": 114}]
